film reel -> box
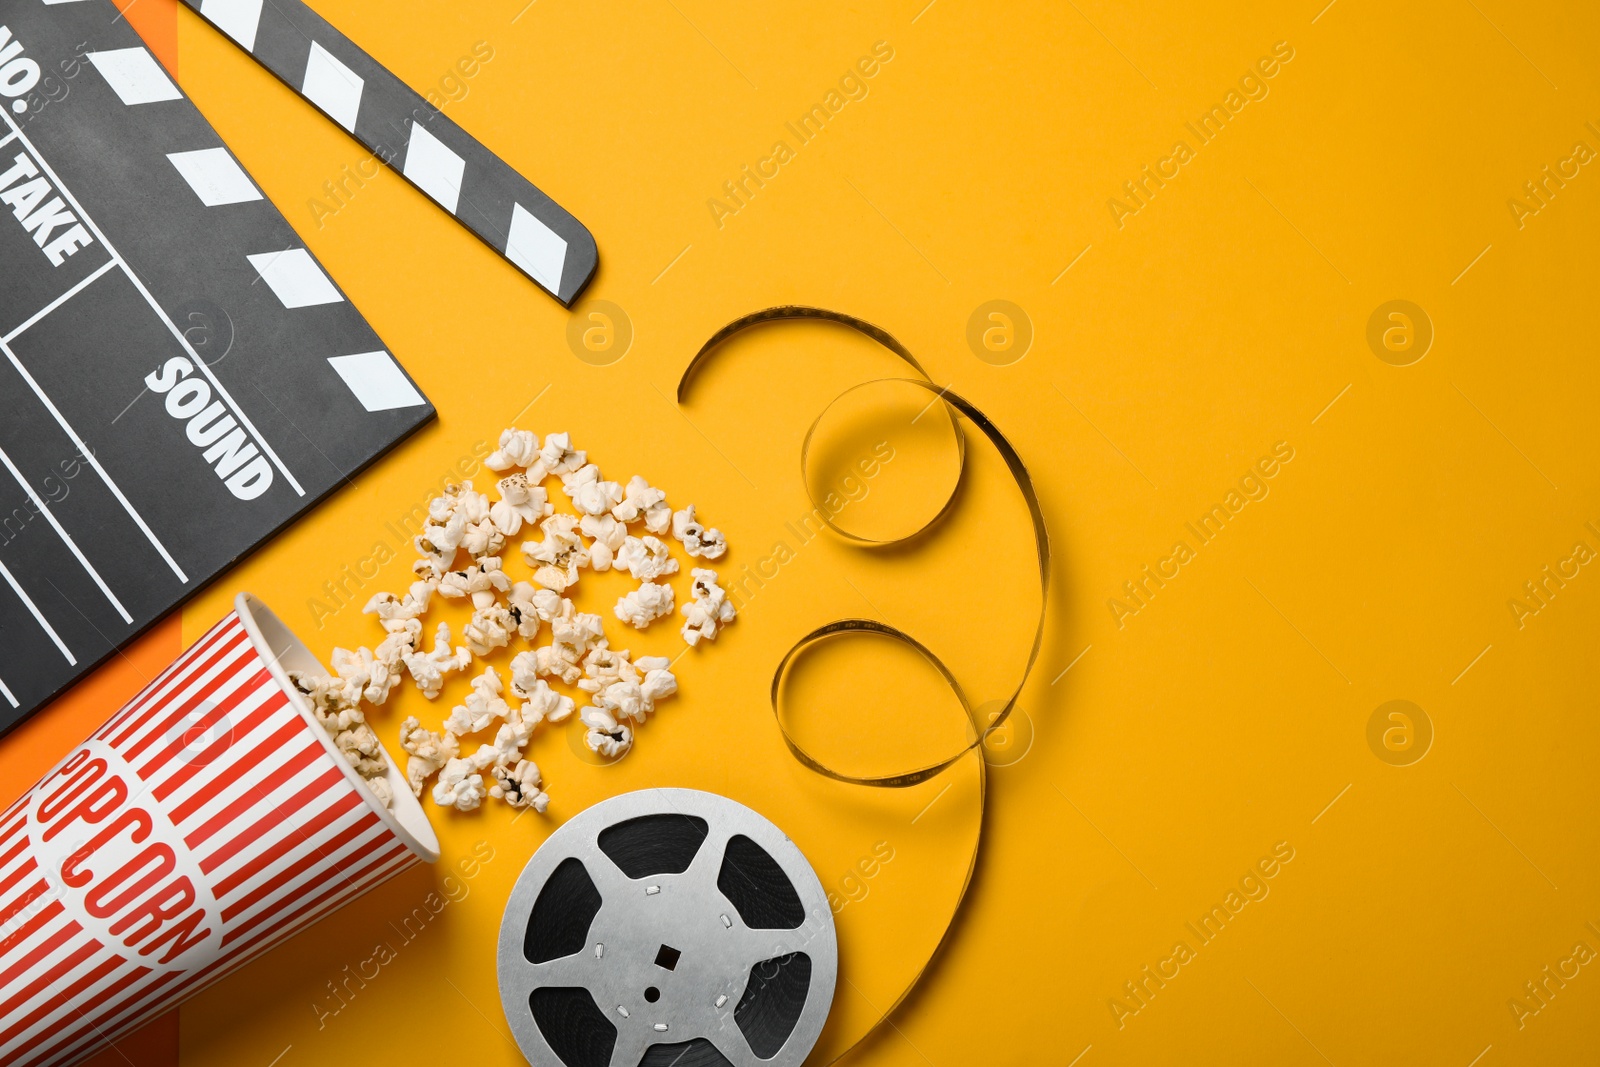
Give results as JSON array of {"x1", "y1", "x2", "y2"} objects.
[{"x1": 497, "y1": 789, "x2": 838, "y2": 1067}]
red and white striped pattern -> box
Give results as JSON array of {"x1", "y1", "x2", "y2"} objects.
[{"x1": 0, "y1": 611, "x2": 424, "y2": 1067}]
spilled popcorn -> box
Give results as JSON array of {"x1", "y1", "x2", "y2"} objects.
[
  {"x1": 290, "y1": 670, "x2": 395, "y2": 809},
  {"x1": 298, "y1": 429, "x2": 735, "y2": 813}
]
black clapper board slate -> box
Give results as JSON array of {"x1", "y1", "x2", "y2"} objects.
[{"x1": 0, "y1": 0, "x2": 434, "y2": 733}]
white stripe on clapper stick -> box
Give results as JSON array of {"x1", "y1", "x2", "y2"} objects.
[
  {"x1": 0, "y1": 445, "x2": 134, "y2": 623},
  {"x1": 0, "y1": 111, "x2": 305, "y2": 497},
  {"x1": 0, "y1": 557, "x2": 75, "y2": 664},
  {"x1": 0, "y1": 673, "x2": 16, "y2": 708}
]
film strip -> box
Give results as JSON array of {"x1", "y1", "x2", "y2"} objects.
[
  {"x1": 0, "y1": 1, "x2": 432, "y2": 731},
  {"x1": 677, "y1": 307, "x2": 1051, "y2": 1058},
  {"x1": 179, "y1": 0, "x2": 598, "y2": 306},
  {"x1": 678, "y1": 306, "x2": 1049, "y2": 784}
]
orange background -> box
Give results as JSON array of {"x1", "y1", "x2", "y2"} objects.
[{"x1": 6, "y1": 0, "x2": 1600, "y2": 1065}]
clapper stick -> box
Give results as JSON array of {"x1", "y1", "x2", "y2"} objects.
[{"x1": 179, "y1": 0, "x2": 599, "y2": 306}]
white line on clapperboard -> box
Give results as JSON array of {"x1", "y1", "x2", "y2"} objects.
[
  {"x1": 0, "y1": 334, "x2": 188, "y2": 583},
  {"x1": 0, "y1": 445, "x2": 133, "y2": 623},
  {"x1": 3, "y1": 258, "x2": 117, "y2": 342},
  {"x1": 0, "y1": 555, "x2": 74, "y2": 665},
  {"x1": 0, "y1": 674, "x2": 16, "y2": 708},
  {"x1": 0, "y1": 110, "x2": 306, "y2": 501}
]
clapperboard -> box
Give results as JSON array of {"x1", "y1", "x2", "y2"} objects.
[{"x1": 0, "y1": 1, "x2": 438, "y2": 731}]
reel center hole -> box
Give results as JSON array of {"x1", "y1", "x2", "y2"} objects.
[{"x1": 645, "y1": 943, "x2": 678, "y2": 1004}]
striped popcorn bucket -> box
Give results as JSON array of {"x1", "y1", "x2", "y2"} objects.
[{"x1": 0, "y1": 593, "x2": 439, "y2": 1067}]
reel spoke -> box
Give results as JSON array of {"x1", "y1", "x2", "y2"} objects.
[{"x1": 519, "y1": 949, "x2": 596, "y2": 991}]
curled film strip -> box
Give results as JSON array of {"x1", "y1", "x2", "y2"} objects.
[
  {"x1": 180, "y1": 0, "x2": 599, "y2": 305},
  {"x1": 677, "y1": 306, "x2": 1051, "y2": 788},
  {"x1": 677, "y1": 307, "x2": 1051, "y2": 1061}
]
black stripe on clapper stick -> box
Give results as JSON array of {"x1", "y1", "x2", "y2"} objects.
[{"x1": 179, "y1": 0, "x2": 598, "y2": 306}]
